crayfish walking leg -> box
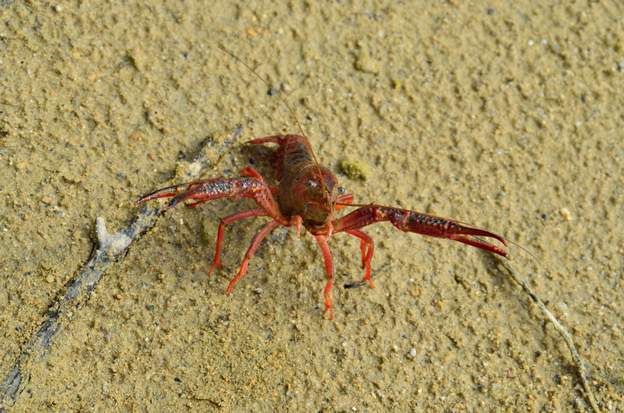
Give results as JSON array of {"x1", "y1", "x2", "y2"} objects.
[
  {"x1": 344, "y1": 229, "x2": 375, "y2": 288},
  {"x1": 207, "y1": 209, "x2": 268, "y2": 275},
  {"x1": 226, "y1": 220, "x2": 281, "y2": 295},
  {"x1": 314, "y1": 235, "x2": 335, "y2": 320}
]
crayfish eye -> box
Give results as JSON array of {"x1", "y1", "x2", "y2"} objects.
[{"x1": 336, "y1": 186, "x2": 346, "y2": 195}]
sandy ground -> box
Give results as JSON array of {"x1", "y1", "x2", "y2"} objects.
[{"x1": 1, "y1": 1, "x2": 623, "y2": 412}]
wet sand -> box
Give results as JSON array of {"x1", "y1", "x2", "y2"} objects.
[{"x1": 1, "y1": 1, "x2": 622, "y2": 411}]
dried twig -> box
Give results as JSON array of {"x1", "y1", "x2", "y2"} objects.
[
  {"x1": 0, "y1": 127, "x2": 242, "y2": 410},
  {"x1": 498, "y1": 260, "x2": 602, "y2": 413}
]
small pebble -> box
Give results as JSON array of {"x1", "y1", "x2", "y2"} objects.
[
  {"x1": 354, "y1": 51, "x2": 380, "y2": 74},
  {"x1": 559, "y1": 207, "x2": 573, "y2": 221},
  {"x1": 128, "y1": 131, "x2": 143, "y2": 141},
  {"x1": 407, "y1": 347, "x2": 417, "y2": 359}
]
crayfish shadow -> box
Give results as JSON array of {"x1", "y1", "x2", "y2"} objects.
[{"x1": 239, "y1": 144, "x2": 277, "y2": 181}]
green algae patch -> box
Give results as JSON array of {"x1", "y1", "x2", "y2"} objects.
[{"x1": 338, "y1": 158, "x2": 369, "y2": 181}]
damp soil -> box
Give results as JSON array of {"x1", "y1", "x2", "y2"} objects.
[{"x1": 1, "y1": 1, "x2": 623, "y2": 412}]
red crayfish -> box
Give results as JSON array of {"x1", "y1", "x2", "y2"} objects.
[{"x1": 137, "y1": 134, "x2": 507, "y2": 319}]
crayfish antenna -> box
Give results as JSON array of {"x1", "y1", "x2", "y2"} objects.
[
  {"x1": 506, "y1": 238, "x2": 539, "y2": 262},
  {"x1": 217, "y1": 44, "x2": 331, "y2": 217}
]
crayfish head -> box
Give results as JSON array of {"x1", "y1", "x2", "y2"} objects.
[{"x1": 297, "y1": 166, "x2": 339, "y2": 229}]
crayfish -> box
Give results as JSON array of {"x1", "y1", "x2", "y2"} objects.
[{"x1": 137, "y1": 135, "x2": 507, "y2": 319}]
